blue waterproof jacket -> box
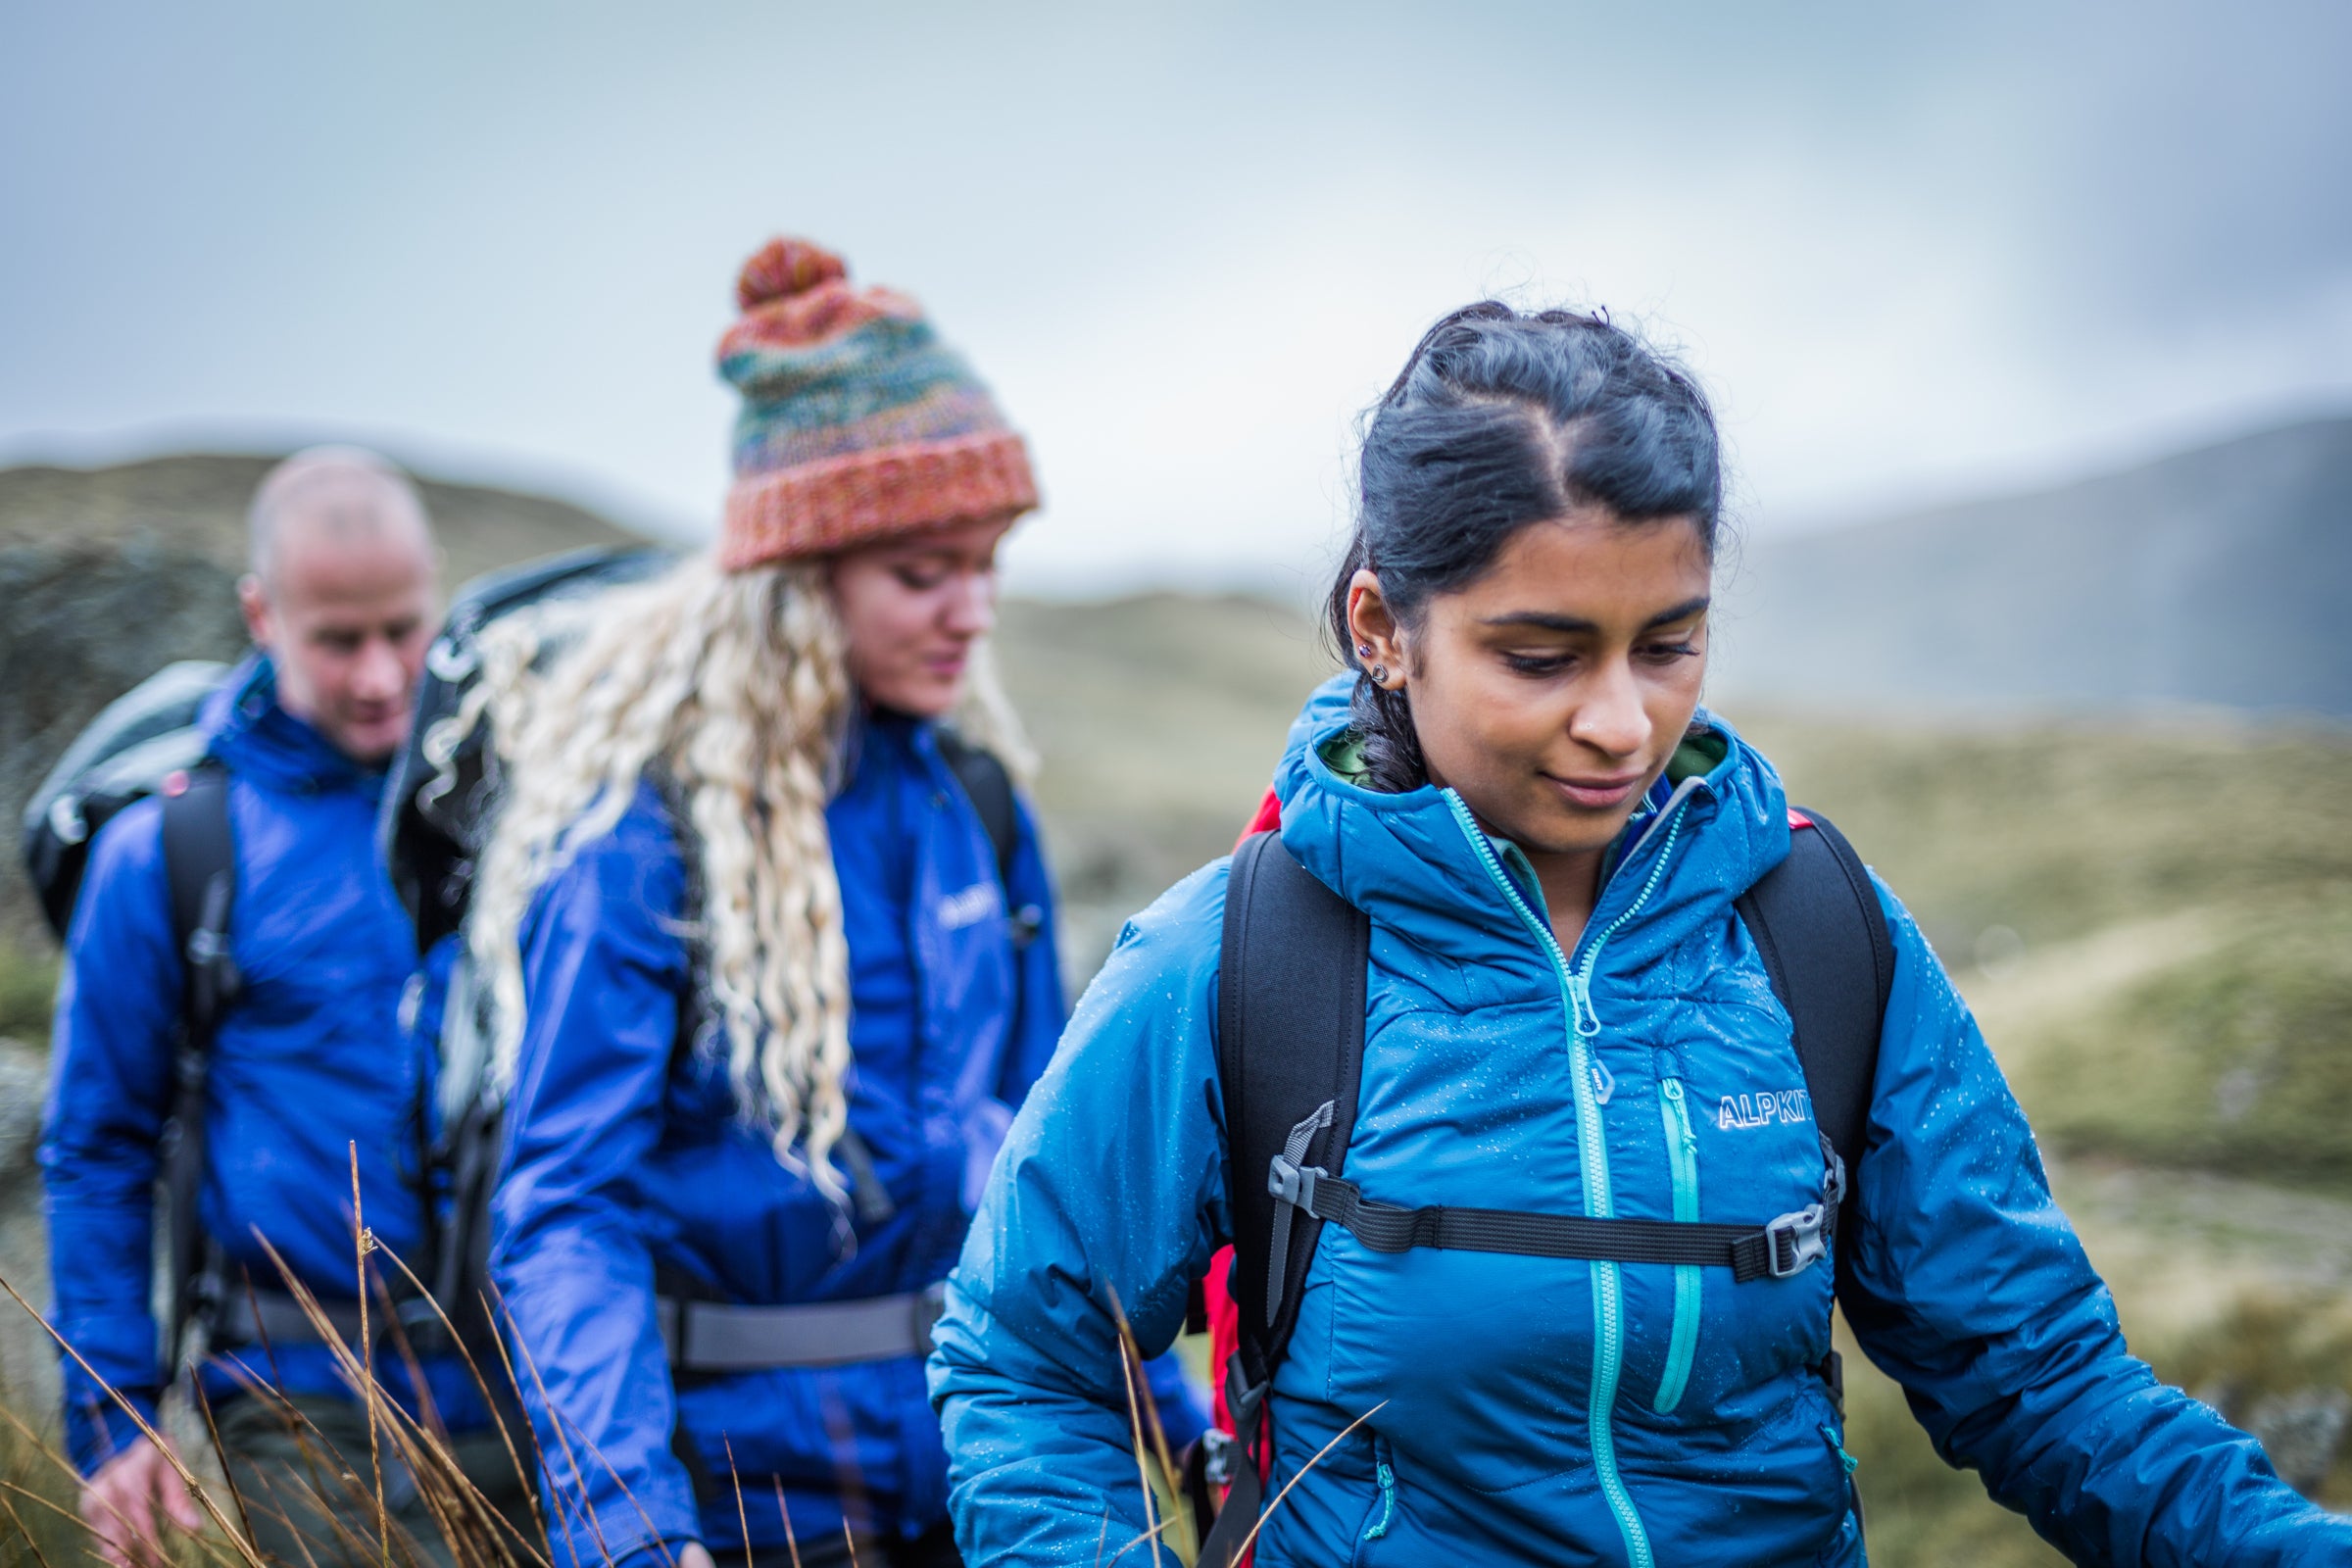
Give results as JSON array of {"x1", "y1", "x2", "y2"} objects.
[
  {"x1": 930, "y1": 677, "x2": 2351, "y2": 1566},
  {"x1": 42, "y1": 657, "x2": 483, "y2": 1475},
  {"x1": 493, "y1": 711, "x2": 1203, "y2": 1568}
]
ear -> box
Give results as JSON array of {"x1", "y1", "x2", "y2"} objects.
[
  {"x1": 1346, "y1": 570, "x2": 1407, "y2": 689},
  {"x1": 237, "y1": 573, "x2": 273, "y2": 651}
]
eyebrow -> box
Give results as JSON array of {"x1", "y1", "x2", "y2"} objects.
[{"x1": 1481, "y1": 596, "x2": 1712, "y2": 635}]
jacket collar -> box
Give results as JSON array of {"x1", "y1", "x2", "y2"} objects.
[
  {"x1": 1269, "y1": 673, "x2": 1790, "y2": 966},
  {"x1": 200, "y1": 653, "x2": 386, "y2": 801}
]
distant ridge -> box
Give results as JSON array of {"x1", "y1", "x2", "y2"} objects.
[
  {"x1": 1715, "y1": 416, "x2": 2352, "y2": 716},
  {"x1": 0, "y1": 451, "x2": 641, "y2": 588}
]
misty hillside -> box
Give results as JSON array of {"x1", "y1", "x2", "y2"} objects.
[{"x1": 1716, "y1": 416, "x2": 2352, "y2": 715}]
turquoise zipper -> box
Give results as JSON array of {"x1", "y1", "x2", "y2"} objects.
[
  {"x1": 1444, "y1": 790, "x2": 1692, "y2": 1568},
  {"x1": 1652, "y1": 1078, "x2": 1702, "y2": 1414}
]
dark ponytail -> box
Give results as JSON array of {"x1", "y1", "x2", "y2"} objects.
[{"x1": 1327, "y1": 302, "x2": 1724, "y2": 792}]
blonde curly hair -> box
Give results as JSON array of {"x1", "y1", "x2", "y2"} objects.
[{"x1": 451, "y1": 550, "x2": 1032, "y2": 1198}]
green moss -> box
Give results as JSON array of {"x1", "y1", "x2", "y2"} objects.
[
  {"x1": 2016, "y1": 904, "x2": 2352, "y2": 1192},
  {"x1": 0, "y1": 942, "x2": 57, "y2": 1049}
]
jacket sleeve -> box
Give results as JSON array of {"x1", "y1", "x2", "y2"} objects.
[
  {"x1": 491, "y1": 816, "x2": 698, "y2": 1568},
  {"x1": 39, "y1": 802, "x2": 176, "y2": 1476},
  {"x1": 929, "y1": 864, "x2": 1233, "y2": 1564},
  {"x1": 1839, "y1": 880, "x2": 2352, "y2": 1566}
]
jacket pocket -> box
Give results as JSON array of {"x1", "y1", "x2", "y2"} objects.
[{"x1": 1652, "y1": 1076, "x2": 1704, "y2": 1413}]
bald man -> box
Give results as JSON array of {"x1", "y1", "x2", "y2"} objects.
[{"x1": 42, "y1": 450, "x2": 524, "y2": 1568}]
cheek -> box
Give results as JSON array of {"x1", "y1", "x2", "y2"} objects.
[
  {"x1": 1410, "y1": 657, "x2": 1545, "y2": 784},
  {"x1": 838, "y1": 584, "x2": 932, "y2": 682}
]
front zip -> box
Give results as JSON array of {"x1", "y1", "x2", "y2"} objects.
[
  {"x1": 1444, "y1": 789, "x2": 1694, "y2": 1568},
  {"x1": 1653, "y1": 1078, "x2": 1703, "y2": 1414}
]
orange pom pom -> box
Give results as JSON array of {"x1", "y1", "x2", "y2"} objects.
[{"x1": 736, "y1": 238, "x2": 849, "y2": 312}]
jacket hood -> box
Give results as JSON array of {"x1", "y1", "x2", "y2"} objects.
[
  {"x1": 1270, "y1": 672, "x2": 1789, "y2": 966},
  {"x1": 200, "y1": 653, "x2": 387, "y2": 802}
]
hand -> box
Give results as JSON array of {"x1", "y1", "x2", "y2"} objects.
[
  {"x1": 80, "y1": 1436, "x2": 206, "y2": 1568},
  {"x1": 677, "y1": 1544, "x2": 716, "y2": 1568}
]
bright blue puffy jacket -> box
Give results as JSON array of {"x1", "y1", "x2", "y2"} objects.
[
  {"x1": 492, "y1": 710, "x2": 1203, "y2": 1568},
  {"x1": 42, "y1": 656, "x2": 484, "y2": 1475},
  {"x1": 930, "y1": 678, "x2": 2351, "y2": 1566}
]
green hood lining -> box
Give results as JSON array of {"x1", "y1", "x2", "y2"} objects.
[{"x1": 1316, "y1": 721, "x2": 1728, "y2": 792}]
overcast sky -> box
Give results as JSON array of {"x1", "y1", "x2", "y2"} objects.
[{"x1": 4, "y1": 2, "x2": 2348, "y2": 594}]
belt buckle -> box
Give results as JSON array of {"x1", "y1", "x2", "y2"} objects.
[{"x1": 1765, "y1": 1203, "x2": 1829, "y2": 1279}]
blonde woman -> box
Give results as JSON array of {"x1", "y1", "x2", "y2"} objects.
[{"x1": 471, "y1": 240, "x2": 1202, "y2": 1568}]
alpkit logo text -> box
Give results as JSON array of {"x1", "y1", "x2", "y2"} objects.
[{"x1": 1717, "y1": 1087, "x2": 1813, "y2": 1131}]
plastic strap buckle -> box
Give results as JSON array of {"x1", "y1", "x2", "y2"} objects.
[
  {"x1": 1266, "y1": 1154, "x2": 1321, "y2": 1213},
  {"x1": 1765, "y1": 1203, "x2": 1830, "y2": 1278},
  {"x1": 1199, "y1": 1427, "x2": 1238, "y2": 1489}
]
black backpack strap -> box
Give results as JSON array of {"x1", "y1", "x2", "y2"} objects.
[
  {"x1": 1202, "y1": 832, "x2": 1369, "y2": 1568},
  {"x1": 936, "y1": 731, "x2": 1045, "y2": 951},
  {"x1": 935, "y1": 730, "x2": 1018, "y2": 887},
  {"x1": 157, "y1": 763, "x2": 239, "y2": 1369},
  {"x1": 1216, "y1": 836, "x2": 1369, "y2": 1412},
  {"x1": 1733, "y1": 808, "x2": 1894, "y2": 1236}
]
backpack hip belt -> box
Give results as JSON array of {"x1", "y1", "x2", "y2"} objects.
[
  {"x1": 655, "y1": 1283, "x2": 948, "y2": 1372},
  {"x1": 212, "y1": 1281, "x2": 442, "y2": 1354}
]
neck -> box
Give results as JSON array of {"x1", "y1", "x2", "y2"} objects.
[{"x1": 1526, "y1": 843, "x2": 1608, "y2": 955}]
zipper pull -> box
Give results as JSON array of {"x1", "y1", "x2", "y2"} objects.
[
  {"x1": 1362, "y1": 1461, "x2": 1397, "y2": 1542},
  {"x1": 1662, "y1": 1078, "x2": 1697, "y2": 1152},
  {"x1": 1566, "y1": 971, "x2": 1602, "y2": 1038}
]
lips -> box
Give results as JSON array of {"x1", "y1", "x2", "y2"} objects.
[{"x1": 1545, "y1": 773, "x2": 1643, "y2": 809}]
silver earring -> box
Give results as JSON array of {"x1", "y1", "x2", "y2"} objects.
[{"x1": 1370, "y1": 664, "x2": 1389, "y2": 685}]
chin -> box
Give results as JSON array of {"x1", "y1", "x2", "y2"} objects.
[{"x1": 337, "y1": 725, "x2": 406, "y2": 764}]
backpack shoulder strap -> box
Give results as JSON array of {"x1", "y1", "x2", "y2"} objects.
[
  {"x1": 1201, "y1": 831, "x2": 1369, "y2": 1568},
  {"x1": 160, "y1": 764, "x2": 238, "y2": 1030},
  {"x1": 157, "y1": 762, "x2": 237, "y2": 1366},
  {"x1": 1216, "y1": 831, "x2": 1369, "y2": 1401},
  {"x1": 935, "y1": 731, "x2": 1018, "y2": 888},
  {"x1": 1733, "y1": 808, "x2": 1893, "y2": 1197}
]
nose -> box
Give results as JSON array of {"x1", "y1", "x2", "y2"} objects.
[
  {"x1": 1569, "y1": 654, "x2": 1652, "y2": 760},
  {"x1": 941, "y1": 567, "x2": 996, "y2": 639},
  {"x1": 350, "y1": 637, "x2": 407, "y2": 705}
]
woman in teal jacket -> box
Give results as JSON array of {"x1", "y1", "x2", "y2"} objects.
[{"x1": 928, "y1": 302, "x2": 2350, "y2": 1565}]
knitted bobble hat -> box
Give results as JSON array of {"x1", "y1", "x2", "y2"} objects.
[{"x1": 715, "y1": 237, "x2": 1039, "y2": 569}]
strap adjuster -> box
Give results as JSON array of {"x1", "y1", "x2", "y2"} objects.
[
  {"x1": 1764, "y1": 1203, "x2": 1830, "y2": 1278},
  {"x1": 1198, "y1": 1427, "x2": 1238, "y2": 1488},
  {"x1": 1267, "y1": 1154, "x2": 1321, "y2": 1212}
]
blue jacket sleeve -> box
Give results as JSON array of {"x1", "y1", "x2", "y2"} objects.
[
  {"x1": 929, "y1": 864, "x2": 1232, "y2": 1564},
  {"x1": 1840, "y1": 881, "x2": 2352, "y2": 1565},
  {"x1": 39, "y1": 802, "x2": 176, "y2": 1475},
  {"x1": 491, "y1": 815, "x2": 699, "y2": 1568}
]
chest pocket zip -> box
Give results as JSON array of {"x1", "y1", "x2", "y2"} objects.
[{"x1": 1653, "y1": 1077, "x2": 1703, "y2": 1413}]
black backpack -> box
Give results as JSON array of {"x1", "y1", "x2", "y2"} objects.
[
  {"x1": 19, "y1": 662, "x2": 242, "y2": 1373},
  {"x1": 378, "y1": 546, "x2": 1030, "y2": 1340},
  {"x1": 1195, "y1": 809, "x2": 1893, "y2": 1566}
]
